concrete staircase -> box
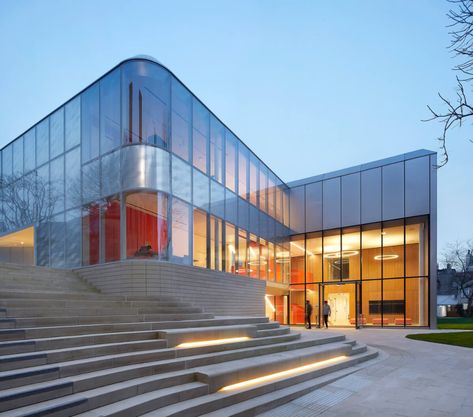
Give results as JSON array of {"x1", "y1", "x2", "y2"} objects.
[{"x1": 0, "y1": 264, "x2": 378, "y2": 416}]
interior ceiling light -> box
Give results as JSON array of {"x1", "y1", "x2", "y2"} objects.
[
  {"x1": 324, "y1": 250, "x2": 359, "y2": 259},
  {"x1": 381, "y1": 231, "x2": 387, "y2": 235},
  {"x1": 176, "y1": 337, "x2": 250, "y2": 349},
  {"x1": 290, "y1": 241, "x2": 314, "y2": 256},
  {"x1": 220, "y1": 356, "x2": 347, "y2": 392},
  {"x1": 374, "y1": 254, "x2": 399, "y2": 261}
]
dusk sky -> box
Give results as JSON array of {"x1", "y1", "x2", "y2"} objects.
[{"x1": 0, "y1": 0, "x2": 471, "y2": 258}]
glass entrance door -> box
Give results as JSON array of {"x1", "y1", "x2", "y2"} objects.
[{"x1": 320, "y1": 281, "x2": 361, "y2": 327}]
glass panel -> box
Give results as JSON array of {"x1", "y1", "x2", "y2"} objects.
[
  {"x1": 382, "y1": 220, "x2": 404, "y2": 278},
  {"x1": 171, "y1": 78, "x2": 191, "y2": 161},
  {"x1": 405, "y1": 156, "x2": 430, "y2": 217},
  {"x1": 65, "y1": 147, "x2": 81, "y2": 210},
  {"x1": 290, "y1": 284, "x2": 305, "y2": 325},
  {"x1": 122, "y1": 61, "x2": 170, "y2": 148},
  {"x1": 193, "y1": 169, "x2": 209, "y2": 210},
  {"x1": 103, "y1": 195, "x2": 121, "y2": 262},
  {"x1": 193, "y1": 129, "x2": 207, "y2": 173},
  {"x1": 65, "y1": 96, "x2": 81, "y2": 151},
  {"x1": 65, "y1": 208, "x2": 81, "y2": 267},
  {"x1": 225, "y1": 132, "x2": 237, "y2": 192},
  {"x1": 210, "y1": 180, "x2": 225, "y2": 218},
  {"x1": 238, "y1": 197, "x2": 249, "y2": 231},
  {"x1": 237, "y1": 228, "x2": 248, "y2": 275},
  {"x1": 193, "y1": 99, "x2": 210, "y2": 136},
  {"x1": 193, "y1": 208, "x2": 207, "y2": 268},
  {"x1": 275, "y1": 184, "x2": 282, "y2": 223},
  {"x1": 81, "y1": 84, "x2": 100, "y2": 162},
  {"x1": 225, "y1": 222, "x2": 236, "y2": 273},
  {"x1": 276, "y1": 244, "x2": 289, "y2": 283},
  {"x1": 267, "y1": 175, "x2": 275, "y2": 218},
  {"x1": 171, "y1": 197, "x2": 190, "y2": 264},
  {"x1": 306, "y1": 181, "x2": 322, "y2": 231},
  {"x1": 283, "y1": 189, "x2": 289, "y2": 227},
  {"x1": 225, "y1": 189, "x2": 237, "y2": 224},
  {"x1": 383, "y1": 279, "x2": 404, "y2": 326},
  {"x1": 307, "y1": 284, "x2": 320, "y2": 328},
  {"x1": 342, "y1": 226, "x2": 360, "y2": 280},
  {"x1": 362, "y1": 279, "x2": 381, "y2": 326},
  {"x1": 259, "y1": 238, "x2": 268, "y2": 280},
  {"x1": 249, "y1": 156, "x2": 258, "y2": 206},
  {"x1": 306, "y1": 232, "x2": 322, "y2": 283},
  {"x1": 50, "y1": 108, "x2": 64, "y2": 159},
  {"x1": 238, "y1": 145, "x2": 248, "y2": 200},
  {"x1": 100, "y1": 69, "x2": 121, "y2": 154},
  {"x1": 50, "y1": 212, "x2": 65, "y2": 267},
  {"x1": 172, "y1": 156, "x2": 191, "y2": 202},
  {"x1": 2, "y1": 144, "x2": 12, "y2": 178},
  {"x1": 289, "y1": 186, "x2": 305, "y2": 233},
  {"x1": 290, "y1": 235, "x2": 305, "y2": 284},
  {"x1": 362, "y1": 223, "x2": 382, "y2": 279},
  {"x1": 323, "y1": 229, "x2": 341, "y2": 281},
  {"x1": 259, "y1": 164, "x2": 267, "y2": 213},
  {"x1": 24, "y1": 129, "x2": 36, "y2": 173},
  {"x1": 13, "y1": 137, "x2": 23, "y2": 176},
  {"x1": 405, "y1": 277, "x2": 428, "y2": 326},
  {"x1": 268, "y1": 241, "x2": 275, "y2": 281},
  {"x1": 210, "y1": 116, "x2": 224, "y2": 183},
  {"x1": 50, "y1": 156, "x2": 64, "y2": 214},
  {"x1": 248, "y1": 233, "x2": 259, "y2": 278},
  {"x1": 36, "y1": 221, "x2": 49, "y2": 266},
  {"x1": 82, "y1": 159, "x2": 101, "y2": 203},
  {"x1": 36, "y1": 119, "x2": 49, "y2": 167},
  {"x1": 101, "y1": 149, "x2": 121, "y2": 197},
  {"x1": 210, "y1": 215, "x2": 223, "y2": 271},
  {"x1": 406, "y1": 217, "x2": 428, "y2": 277},
  {"x1": 82, "y1": 202, "x2": 100, "y2": 266},
  {"x1": 126, "y1": 192, "x2": 168, "y2": 259}
]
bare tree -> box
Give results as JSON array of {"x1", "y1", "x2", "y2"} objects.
[
  {"x1": 442, "y1": 240, "x2": 473, "y2": 316},
  {"x1": 0, "y1": 173, "x2": 58, "y2": 232},
  {"x1": 426, "y1": 0, "x2": 473, "y2": 166}
]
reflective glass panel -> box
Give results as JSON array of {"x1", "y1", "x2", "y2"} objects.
[
  {"x1": 225, "y1": 132, "x2": 237, "y2": 192},
  {"x1": 193, "y1": 208, "x2": 207, "y2": 268},
  {"x1": 237, "y1": 228, "x2": 248, "y2": 276},
  {"x1": 100, "y1": 69, "x2": 121, "y2": 154},
  {"x1": 323, "y1": 229, "x2": 341, "y2": 281},
  {"x1": 50, "y1": 108, "x2": 64, "y2": 159},
  {"x1": 65, "y1": 97, "x2": 81, "y2": 151},
  {"x1": 210, "y1": 117, "x2": 224, "y2": 183},
  {"x1": 103, "y1": 195, "x2": 121, "y2": 262},
  {"x1": 248, "y1": 233, "x2": 259, "y2": 279},
  {"x1": 24, "y1": 129, "x2": 36, "y2": 173},
  {"x1": 171, "y1": 198, "x2": 190, "y2": 264},
  {"x1": 36, "y1": 119, "x2": 49, "y2": 167},
  {"x1": 225, "y1": 222, "x2": 236, "y2": 273},
  {"x1": 210, "y1": 215, "x2": 223, "y2": 271},
  {"x1": 193, "y1": 168, "x2": 209, "y2": 210},
  {"x1": 238, "y1": 145, "x2": 248, "y2": 200},
  {"x1": 362, "y1": 223, "x2": 382, "y2": 279},
  {"x1": 81, "y1": 84, "x2": 100, "y2": 162},
  {"x1": 306, "y1": 232, "x2": 322, "y2": 283},
  {"x1": 82, "y1": 202, "x2": 100, "y2": 265},
  {"x1": 342, "y1": 226, "x2": 360, "y2": 280}
]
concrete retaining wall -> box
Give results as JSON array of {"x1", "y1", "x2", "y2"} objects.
[{"x1": 75, "y1": 261, "x2": 266, "y2": 316}]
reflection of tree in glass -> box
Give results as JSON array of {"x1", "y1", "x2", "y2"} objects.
[{"x1": 0, "y1": 174, "x2": 58, "y2": 232}]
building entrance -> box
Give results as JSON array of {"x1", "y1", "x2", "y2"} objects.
[{"x1": 321, "y1": 281, "x2": 361, "y2": 327}]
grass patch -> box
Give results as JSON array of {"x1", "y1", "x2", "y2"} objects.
[
  {"x1": 406, "y1": 332, "x2": 473, "y2": 348},
  {"x1": 437, "y1": 317, "x2": 473, "y2": 330}
]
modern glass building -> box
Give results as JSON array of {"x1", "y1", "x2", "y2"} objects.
[{"x1": 0, "y1": 56, "x2": 436, "y2": 327}]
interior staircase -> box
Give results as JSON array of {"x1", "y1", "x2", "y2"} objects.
[{"x1": 0, "y1": 262, "x2": 378, "y2": 416}]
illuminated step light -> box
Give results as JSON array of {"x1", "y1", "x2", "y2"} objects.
[
  {"x1": 176, "y1": 337, "x2": 250, "y2": 348},
  {"x1": 374, "y1": 254, "x2": 399, "y2": 261},
  {"x1": 220, "y1": 355, "x2": 347, "y2": 392},
  {"x1": 324, "y1": 250, "x2": 359, "y2": 259}
]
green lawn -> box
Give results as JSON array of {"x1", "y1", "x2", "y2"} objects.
[
  {"x1": 437, "y1": 317, "x2": 473, "y2": 330},
  {"x1": 406, "y1": 332, "x2": 473, "y2": 348}
]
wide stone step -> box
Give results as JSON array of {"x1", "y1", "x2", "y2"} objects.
[
  {"x1": 0, "y1": 339, "x2": 169, "y2": 371},
  {"x1": 255, "y1": 327, "x2": 290, "y2": 337},
  {"x1": 0, "y1": 334, "x2": 342, "y2": 402},
  {"x1": 0, "y1": 371, "x2": 204, "y2": 417},
  {"x1": 0, "y1": 317, "x2": 267, "y2": 341},
  {"x1": 2, "y1": 306, "x2": 203, "y2": 318},
  {"x1": 146, "y1": 348, "x2": 378, "y2": 417},
  {"x1": 3, "y1": 313, "x2": 215, "y2": 328}
]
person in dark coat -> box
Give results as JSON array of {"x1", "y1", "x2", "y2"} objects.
[
  {"x1": 305, "y1": 300, "x2": 313, "y2": 329},
  {"x1": 323, "y1": 300, "x2": 331, "y2": 328}
]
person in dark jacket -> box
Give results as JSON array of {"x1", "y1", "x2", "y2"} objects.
[
  {"x1": 323, "y1": 300, "x2": 331, "y2": 328},
  {"x1": 305, "y1": 300, "x2": 313, "y2": 329}
]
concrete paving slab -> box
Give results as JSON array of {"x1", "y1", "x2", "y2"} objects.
[{"x1": 262, "y1": 328, "x2": 473, "y2": 417}]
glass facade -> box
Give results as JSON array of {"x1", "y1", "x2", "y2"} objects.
[
  {"x1": 0, "y1": 57, "x2": 434, "y2": 328},
  {"x1": 290, "y1": 216, "x2": 429, "y2": 327}
]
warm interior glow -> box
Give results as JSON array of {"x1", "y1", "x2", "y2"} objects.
[
  {"x1": 176, "y1": 337, "x2": 250, "y2": 348},
  {"x1": 265, "y1": 295, "x2": 276, "y2": 312},
  {"x1": 0, "y1": 226, "x2": 34, "y2": 248},
  {"x1": 220, "y1": 355, "x2": 347, "y2": 392}
]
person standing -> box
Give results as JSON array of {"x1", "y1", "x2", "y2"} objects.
[
  {"x1": 323, "y1": 300, "x2": 331, "y2": 328},
  {"x1": 305, "y1": 300, "x2": 313, "y2": 329}
]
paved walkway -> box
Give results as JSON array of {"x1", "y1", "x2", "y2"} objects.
[{"x1": 260, "y1": 328, "x2": 473, "y2": 417}]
